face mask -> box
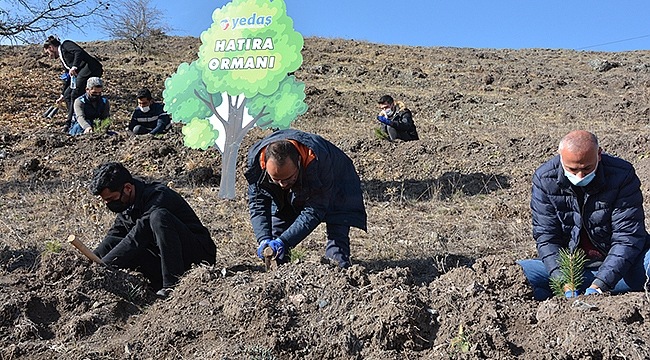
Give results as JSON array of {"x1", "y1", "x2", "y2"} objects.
[
  {"x1": 106, "y1": 188, "x2": 130, "y2": 213},
  {"x1": 139, "y1": 106, "x2": 150, "y2": 113},
  {"x1": 564, "y1": 166, "x2": 597, "y2": 187},
  {"x1": 89, "y1": 94, "x2": 101, "y2": 101},
  {"x1": 384, "y1": 107, "x2": 394, "y2": 117}
]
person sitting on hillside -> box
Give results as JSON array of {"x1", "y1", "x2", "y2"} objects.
[
  {"x1": 245, "y1": 129, "x2": 367, "y2": 269},
  {"x1": 69, "y1": 77, "x2": 110, "y2": 135},
  {"x1": 518, "y1": 130, "x2": 650, "y2": 300},
  {"x1": 128, "y1": 88, "x2": 172, "y2": 135},
  {"x1": 375, "y1": 95, "x2": 419, "y2": 142},
  {"x1": 89, "y1": 162, "x2": 217, "y2": 298}
]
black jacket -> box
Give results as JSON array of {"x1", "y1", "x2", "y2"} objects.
[
  {"x1": 59, "y1": 40, "x2": 103, "y2": 74},
  {"x1": 384, "y1": 101, "x2": 419, "y2": 141},
  {"x1": 102, "y1": 179, "x2": 215, "y2": 263}
]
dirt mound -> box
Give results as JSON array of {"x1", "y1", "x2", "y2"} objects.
[{"x1": 2, "y1": 36, "x2": 650, "y2": 358}]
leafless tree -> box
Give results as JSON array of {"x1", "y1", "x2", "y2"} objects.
[
  {"x1": 99, "y1": 0, "x2": 170, "y2": 55},
  {"x1": 0, "y1": 0, "x2": 105, "y2": 43}
]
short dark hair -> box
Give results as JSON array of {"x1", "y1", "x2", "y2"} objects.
[
  {"x1": 378, "y1": 95, "x2": 394, "y2": 105},
  {"x1": 136, "y1": 88, "x2": 152, "y2": 100},
  {"x1": 265, "y1": 140, "x2": 299, "y2": 167},
  {"x1": 89, "y1": 162, "x2": 133, "y2": 195},
  {"x1": 43, "y1": 35, "x2": 61, "y2": 48}
]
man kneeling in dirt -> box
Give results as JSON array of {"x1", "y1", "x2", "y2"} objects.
[
  {"x1": 375, "y1": 95, "x2": 419, "y2": 142},
  {"x1": 245, "y1": 129, "x2": 367, "y2": 268},
  {"x1": 518, "y1": 130, "x2": 650, "y2": 300},
  {"x1": 89, "y1": 162, "x2": 216, "y2": 298},
  {"x1": 128, "y1": 88, "x2": 172, "y2": 135}
]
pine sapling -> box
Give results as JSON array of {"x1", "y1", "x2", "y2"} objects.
[{"x1": 549, "y1": 248, "x2": 587, "y2": 297}]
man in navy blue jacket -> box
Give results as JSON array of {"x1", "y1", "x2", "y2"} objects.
[
  {"x1": 519, "y1": 130, "x2": 650, "y2": 300},
  {"x1": 128, "y1": 88, "x2": 171, "y2": 135},
  {"x1": 245, "y1": 129, "x2": 367, "y2": 268}
]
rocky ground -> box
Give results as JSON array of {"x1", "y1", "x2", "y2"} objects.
[{"x1": 1, "y1": 36, "x2": 650, "y2": 359}]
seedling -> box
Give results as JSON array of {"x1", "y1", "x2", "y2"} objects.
[
  {"x1": 450, "y1": 324, "x2": 471, "y2": 354},
  {"x1": 93, "y1": 117, "x2": 113, "y2": 134},
  {"x1": 550, "y1": 248, "x2": 587, "y2": 297},
  {"x1": 43, "y1": 240, "x2": 62, "y2": 254}
]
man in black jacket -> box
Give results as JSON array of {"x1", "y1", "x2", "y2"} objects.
[
  {"x1": 89, "y1": 162, "x2": 216, "y2": 298},
  {"x1": 376, "y1": 95, "x2": 419, "y2": 142},
  {"x1": 44, "y1": 35, "x2": 103, "y2": 131}
]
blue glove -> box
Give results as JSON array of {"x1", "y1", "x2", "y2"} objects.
[
  {"x1": 256, "y1": 239, "x2": 270, "y2": 259},
  {"x1": 585, "y1": 287, "x2": 602, "y2": 295},
  {"x1": 256, "y1": 239, "x2": 285, "y2": 260},
  {"x1": 564, "y1": 290, "x2": 579, "y2": 298},
  {"x1": 377, "y1": 115, "x2": 391, "y2": 125},
  {"x1": 60, "y1": 72, "x2": 70, "y2": 81}
]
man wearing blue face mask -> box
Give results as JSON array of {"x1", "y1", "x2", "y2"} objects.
[{"x1": 518, "y1": 130, "x2": 650, "y2": 300}]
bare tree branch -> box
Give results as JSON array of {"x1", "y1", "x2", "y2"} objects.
[
  {"x1": 98, "y1": 0, "x2": 170, "y2": 55},
  {"x1": 0, "y1": 0, "x2": 106, "y2": 43}
]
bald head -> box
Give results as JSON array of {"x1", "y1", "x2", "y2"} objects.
[
  {"x1": 558, "y1": 130, "x2": 599, "y2": 154},
  {"x1": 558, "y1": 130, "x2": 601, "y2": 180}
]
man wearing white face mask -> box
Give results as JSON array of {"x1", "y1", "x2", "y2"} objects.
[
  {"x1": 128, "y1": 88, "x2": 172, "y2": 135},
  {"x1": 375, "y1": 95, "x2": 418, "y2": 141},
  {"x1": 518, "y1": 130, "x2": 650, "y2": 300}
]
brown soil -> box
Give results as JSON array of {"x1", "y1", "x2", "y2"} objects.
[{"x1": 1, "y1": 36, "x2": 650, "y2": 359}]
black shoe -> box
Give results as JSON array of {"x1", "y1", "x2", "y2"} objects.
[{"x1": 155, "y1": 288, "x2": 173, "y2": 298}]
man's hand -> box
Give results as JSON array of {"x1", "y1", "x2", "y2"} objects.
[
  {"x1": 83, "y1": 127, "x2": 93, "y2": 134},
  {"x1": 585, "y1": 286, "x2": 602, "y2": 295},
  {"x1": 377, "y1": 115, "x2": 391, "y2": 125},
  {"x1": 256, "y1": 239, "x2": 270, "y2": 259},
  {"x1": 563, "y1": 283, "x2": 578, "y2": 298},
  {"x1": 564, "y1": 290, "x2": 579, "y2": 298},
  {"x1": 69, "y1": 67, "x2": 78, "y2": 76},
  {"x1": 256, "y1": 239, "x2": 285, "y2": 260}
]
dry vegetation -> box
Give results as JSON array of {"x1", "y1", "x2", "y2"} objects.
[{"x1": 1, "y1": 36, "x2": 650, "y2": 359}]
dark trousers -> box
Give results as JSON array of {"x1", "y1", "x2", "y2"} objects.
[
  {"x1": 272, "y1": 211, "x2": 351, "y2": 267},
  {"x1": 93, "y1": 209, "x2": 215, "y2": 290}
]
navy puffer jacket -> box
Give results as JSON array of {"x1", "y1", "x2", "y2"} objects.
[
  {"x1": 531, "y1": 153, "x2": 649, "y2": 291},
  {"x1": 245, "y1": 129, "x2": 367, "y2": 248}
]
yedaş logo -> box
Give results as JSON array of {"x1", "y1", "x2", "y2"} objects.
[{"x1": 219, "y1": 13, "x2": 272, "y2": 31}]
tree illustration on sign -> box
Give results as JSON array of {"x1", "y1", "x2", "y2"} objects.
[{"x1": 163, "y1": 0, "x2": 307, "y2": 199}]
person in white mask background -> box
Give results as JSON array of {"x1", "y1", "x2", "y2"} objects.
[
  {"x1": 518, "y1": 130, "x2": 650, "y2": 300},
  {"x1": 128, "y1": 88, "x2": 172, "y2": 135},
  {"x1": 375, "y1": 94, "x2": 419, "y2": 142}
]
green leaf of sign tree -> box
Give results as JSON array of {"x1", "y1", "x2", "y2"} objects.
[{"x1": 163, "y1": 0, "x2": 307, "y2": 199}]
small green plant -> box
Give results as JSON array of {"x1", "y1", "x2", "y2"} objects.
[
  {"x1": 374, "y1": 127, "x2": 389, "y2": 140},
  {"x1": 43, "y1": 240, "x2": 62, "y2": 254},
  {"x1": 450, "y1": 324, "x2": 471, "y2": 354},
  {"x1": 550, "y1": 248, "x2": 587, "y2": 297},
  {"x1": 288, "y1": 247, "x2": 306, "y2": 263},
  {"x1": 93, "y1": 117, "x2": 113, "y2": 133}
]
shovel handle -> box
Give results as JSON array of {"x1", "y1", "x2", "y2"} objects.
[{"x1": 67, "y1": 235, "x2": 104, "y2": 265}]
